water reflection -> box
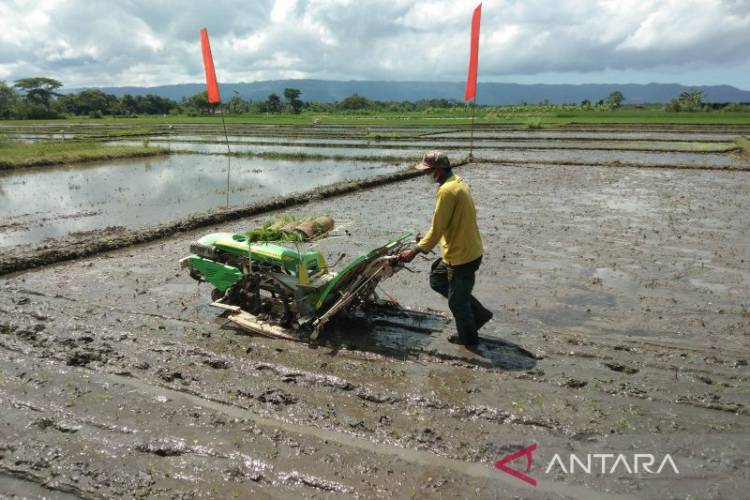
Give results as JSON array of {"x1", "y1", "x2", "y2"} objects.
[
  {"x1": 108, "y1": 140, "x2": 744, "y2": 167},
  {"x1": 0, "y1": 154, "x2": 403, "y2": 247}
]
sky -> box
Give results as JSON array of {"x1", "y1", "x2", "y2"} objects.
[{"x1": 1, "y1": 0, "x2": 749, "y2": 90}]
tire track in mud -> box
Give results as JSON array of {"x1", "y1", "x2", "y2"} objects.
[
  {"x1": 0, "y1": 367, "x2": 358, "y2": 498},
  {"x1": 103, "y1": 374, "x2": 639, "y2": 500},
  {"x1": 1, "y1": 391, "x2": 355, "y2": 497},
  {"x1": 2, "y1": 285, "x2": 747, "y2": 455},
  {"x1": 52, "y1": 364, "x2": 641, "y2": 499},
  {"x1": 0, "y1": 469, "x2": 87, "y2": 500},
  {"x1": 3, "y1": 281, "x2": 747, "y2": 420},
  {"x1": 0, "y1": 348, "x2": 641, "y2": 500},
  {"x1": 1, "y1": 285, "x2": 536, "y2": 374},
  {"x1": 0, "y1": 290, "x2": 656, "y2": 496},
  {"x1": 7, "y1": 286, "x2": 210, "y2": 325},
  {"x1": 0, "y1": 287, "x2": 559, "y2": 438}
]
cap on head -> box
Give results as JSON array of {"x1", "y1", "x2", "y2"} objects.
[{"x1": 416, "y1": 150, "x2": 451, "y2": 171}]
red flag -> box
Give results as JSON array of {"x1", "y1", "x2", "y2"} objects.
[
  {"x1": 464, "y1": 3, "x2": 481, "y2": 102},
  {"x1": 200, "y1": 27, "x2": 221, "y2": 104}
]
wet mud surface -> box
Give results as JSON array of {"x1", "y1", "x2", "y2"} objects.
[{"x1": 1, "y1": 161, "x2": 749, "y2": 498}]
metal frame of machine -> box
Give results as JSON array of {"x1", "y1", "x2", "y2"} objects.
[{"x1": 181, "y1": 230, "x2": 414, "y2": 342}]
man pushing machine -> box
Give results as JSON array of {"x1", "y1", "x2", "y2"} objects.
[{"x1": 398, "y1": 151, "x2": 493, "y2": 347}]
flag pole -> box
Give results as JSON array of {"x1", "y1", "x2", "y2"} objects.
[
  {"x1": 220, "y1": 112, "x2": 231, "y2": 154},
  {"x1": 220, "y1": 107, "x2": 231, "y2": 207},
  {"x1": 469, "y1": 98, "x2": 476, "y2": 160}
]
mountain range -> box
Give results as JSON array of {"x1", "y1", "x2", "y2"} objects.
[{"x1": 72, "y1": 80, "x2": 750, "y2": 105}]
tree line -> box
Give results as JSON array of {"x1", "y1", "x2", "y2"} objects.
[
  {"x1": 0, "y1": 78, "x2": 472, "y2": 118},
  {"x1": 1, "y1": 77, "x2": 747, "y2": 120},
  {"x1": 0, "y1": 77, "x2": 177, "y2": 119}
]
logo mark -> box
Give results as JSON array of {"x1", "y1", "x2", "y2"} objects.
[{"x1": 495, "y1": 443, "x2": 537, "y2": 486}]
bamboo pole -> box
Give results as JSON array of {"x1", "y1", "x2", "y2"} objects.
[
  {"x1": 218, "y1": 105, "x2": 232, "y2": 208},
  {"x1": 469, "y1": 98, "x2": 476, "y2": 160}
]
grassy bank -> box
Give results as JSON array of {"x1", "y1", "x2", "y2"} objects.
[
  {"x1": 736, "y1": 136, "x2": 750, "y2": 155},
  {"x1": 0, "y1": 141, "x2": 169, "y2": 170}
]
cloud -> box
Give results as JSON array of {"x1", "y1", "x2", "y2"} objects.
[{"x1": 0, "y1": 0, "x2": 748, "y2": 88}]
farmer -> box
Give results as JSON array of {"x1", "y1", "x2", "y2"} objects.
[{"x1": 398, "y1": 151, "x2": 492, "y2": 346}]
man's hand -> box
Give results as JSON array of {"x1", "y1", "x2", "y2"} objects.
[{"x1": 398, "y1": 245, "x2": 420, "y2": 263}]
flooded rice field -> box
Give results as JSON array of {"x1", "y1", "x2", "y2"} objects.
[
  {"x1": 107, "y1": 139, "x2": 746, "y2": 168},
  {"x1": 0, "y1": 123, "x2": 749, "y2": 498},
  {"x1": 5, "y1": 122, "x2": 749, "y2": 141},
  {"x1": 432, "y1": 130, "x2": 749, "y2": 141},
  {"x1": 110, "y1": 135, "x2": 738, "y2": 151},
  {"x1": 0, "y1": 154, "x2": 403, "y2": 247}
]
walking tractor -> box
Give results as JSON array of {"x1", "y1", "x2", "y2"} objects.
[{"x1": 180, "y1": 216, "x2": 418, "y2": 343}]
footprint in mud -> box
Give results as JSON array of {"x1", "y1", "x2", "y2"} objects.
[
  {"x1": 257, "y1": 388, "x2": 298, "y2": 406},
  {"x1": 469, "y1": 336, "x2": 538, "y2": 370},
  {"x1": 422, "y1": 335, "x2": 538, "y2": 370},
  {"x1": 562, "y1": 378, "x2": 588, "y2": 389},
  {"x1": 413, "y1": 427, "x2": 443, "y2": 450},
  {"x1": 203, "y1": 358, "x2": 230, "y2": 369},
  {"x1": 237, "y1": 388, "x2": 298, "y2": 406},
  {"x1": 602, "y1": 362, "x2": 639, "y2": 374},
  {"x1": 136, "y1": 439, "x2": 188, "y2": 457},
  {"x1": 31, "y1": 417, "x2": 81, "y2": 434},
  {"x1": 66, "y1": 349, "x2": 104, "y2": 367},
  {"x1": 157, "y1": 369, "x2": 185, "y2": 383},
  {"x1": 323, "y1": 310, "x2": 537, "y2": 371}
]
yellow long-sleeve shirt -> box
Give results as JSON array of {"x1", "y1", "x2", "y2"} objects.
[{"x1": 417, "y1": 174, "x2": 483, "y2": 266}]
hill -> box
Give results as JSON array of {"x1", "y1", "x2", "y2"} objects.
[{"x1": 70, "y1": 80, "x2": 750, "y2": 105}]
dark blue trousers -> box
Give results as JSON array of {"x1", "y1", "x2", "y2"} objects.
[{"x1": 429, "y1": 256, "x2": 490, "y2": 344}]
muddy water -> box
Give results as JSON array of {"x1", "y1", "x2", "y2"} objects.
[
  {"x1": 4, "y1": 133, "x2": 76, "y2": 142},
  {"x1": 163, "y1": 135, "x2": 373, "y2": 145},
  {"x1": 8, "y1": 127, "x2": 747, "y2": 144},
  {"x1": 3, "y1": 134, "x2": 54, "y2": 144},
  {"x1": 110, "y1": 139, "x2": 431, "y2": 159},
  {"x1": 123, "y1": 135, "x2": 738, "y2": 152},
  {"x1": 449, "y1": 140, "x2": 734, "y2": 151},
  {"x1": 110, "y1": 140, "x2": 747, "y2": 168},
  {"x1": 433, "y1": 130, "x2": 747, "y2": 141},
  {"x1": 0, "y1": 154, "x2": 403, "y2": 247}
]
